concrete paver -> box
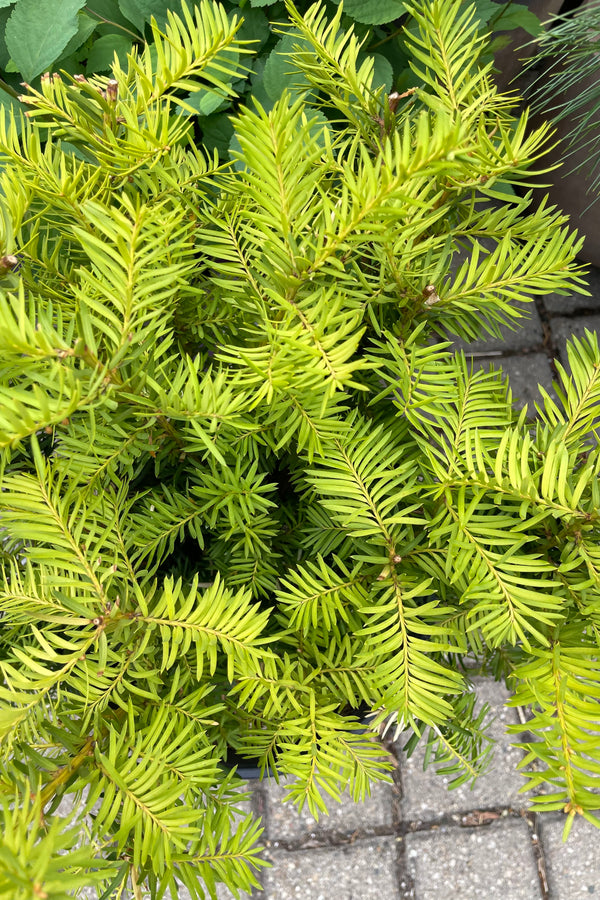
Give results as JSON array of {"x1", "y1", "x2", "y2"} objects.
[
  {"x1": 398, "y1": 678, "x2": 532, "y2": 822},
  {"x1": 550, "y1": 314, "x2": 600, "y2": 364},
  {"x1": 540, "y1": 813, "x2": 600, "y2": 900},
  {"x1": 544, "y1": 264, "x2": 600, "y2": 313},
  {"x1": 264, "y1": 776, "x2": 397, "y2": 842},
  {"x1": 261, "y1": 837, "x2": 401, "y2": 899},
  {"x1": 449, "y1": 299, "x2": 544, "y2": 353},
  {"x1": 404, "y1": 818, "x2": 542, "y2": 900},
  {"x1": 468, "y1": 353, "x2": 555, "y2": 410}
]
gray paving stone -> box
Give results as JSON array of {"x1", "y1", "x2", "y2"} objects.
[
  {"x1": 404, "y1": 818, "x2": 541, "y2": 900},
  {"x1": 550, "y1": 315, "x2": 600, "y2": 363},
  {"x1": 449, "y1": 298, "x2": 544, "y2": 353},
  {"x1": 469, "y1": 353, "x2": 555, "y2": 411},
  {"x1": 544, "y1": 264, "x2": 600, "y2": 314},
  {"x1": 262, "y1": 837, "x2": 400, "y2": 899},
  {"x1": 540, "y1": 813, "x2": 600, "y2": 899},
  {"x1": 397, "y1": 679, "x2": 531, "y2": 821},
  {"x1": 264, "y1": 775, "x2": 397, "y2": 841}
]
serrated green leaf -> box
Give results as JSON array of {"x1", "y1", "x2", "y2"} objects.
[
  {"x1": 88, "y1": 0, "x2": 135, "y2": 30},
  {"x1": 493, "y1": 4, "x2": 543, "y2": 37},
  {"x1": 238, "y1": 7, "x2": 270, "y2": 51},
  {"x1": 182, "y1": 88, "x2": 228, "y2": 117},
  {"x1": 370, "y1": 52, "x2": 393, "y2": 91},
  {"x1": 5, "y1": 0, "x2": 87, "y2": 81},
  {"x1": 249, "y1": 0, "x2": 271, "y2": 7},
  {"x1": 57, "y1": 12, "x2": 98, "y2": 64},
  {"x1": 262, "y1": 32, "x2": 312, "y2": 101},
  {"x1": 467, "y1": 0, "x2": 506, "y2": 26},
  {"x1": 200, "y1": 112, "x2": 235, "y2": 155},
  {"x1": 118, "y1": 0, "x2": 184, "y2": 27},
  {"x1": 0, "y1": 8, "x2": 12, "y2": 69},
  {"x1": 247, "y1": 55, "x2": 275, "y2": 111},
  {"x1": 342, "y1": 0, "x2": 406, "y2": 25},
  {"x1": 86, "y1": 33, "x2": 135, "y2": 73}
]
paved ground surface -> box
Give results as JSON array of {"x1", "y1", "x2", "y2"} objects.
[{"x1": 213, "y1": 267, "x2": 600, "y2": 900}]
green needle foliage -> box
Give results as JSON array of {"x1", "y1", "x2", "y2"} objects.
[
  {"x1": 523, "y1": 0, "x2": 600, "y2": 202},
  {"x1": 0, "y1": 0, "x2": 543, "y2": 164},
  {"x1": 0, "y1": 0, "x2": 598, "y2": 896}
]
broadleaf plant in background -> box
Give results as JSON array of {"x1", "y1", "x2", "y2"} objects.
[
  {"x1": 0, "y1": 0, "x2": 545, "y2": 163},
  {"x1": 1, "y1": 0, "x2": 600, "y2": 897}
]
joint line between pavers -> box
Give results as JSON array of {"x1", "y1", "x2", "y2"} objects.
[
  {"x1": 250, "y1": 785, "x2": 271, "y2": 900},
  {"x1": 524, "y1": 811, "x2": 551, "y2": 900},
  {"x1": 535, "y1": 295, "x2": 562, "y2": 374}
]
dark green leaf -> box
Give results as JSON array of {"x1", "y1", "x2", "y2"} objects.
[
  {"x1": 118, "y1": 0, "x2": 183, "y2": 28},
  {"x1": 182, "y1": 88, "x2": 229, "y2": 117},
  {"x1": 493, "y1": 4, "x2": 543, "y2": 36},
  {"x1": 342, "y1": 0, "x2": 406, "y2": 25},
  {"x1": 238, "y1": 7, "x2": 271, "y2": 51},
  {"x1": 86, "y1": 0, "x2": 136, "y2": 31},
  {"x1": 468, "y1": 0, "x2": 543, "y2": 35},
  {"x1": 56, "y1": 12, "x2": 98, "y2": 64},
  {"x1": 200, "y1": 112, "x2": 234, "y2": 156},
  {"x1": 5, "y1": 0, "x2": 87, "y2": 81},
  {"x1": 370, "y1": 52, "x2": 393, "y2": 91},
  {"x1": 248, "y1": 56, "x2": 275, "y2": 112},
  {"x1": 0, "y1": 7, "x2": 13, "y2": 69},
  {"x1": 262, "y1": 32, "x2": 311, "y2": 101},
  {"x1": 304, "y1": 107, "x2": 331, "y2": 149},
  {"x1": 86, "y1": 33, "x2": 133, "y2": 73},
  {"x1": 468, "y1": 0, "x2": 505, "y2": 26}
]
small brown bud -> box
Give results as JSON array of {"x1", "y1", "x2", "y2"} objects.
[
  {"x1": 388, "y1": 92, "x2": 401, "y2": 114},
  {"x1": 105, "y1": 79, "x2": 118, "y2": 103},
  {"x1": 0, "y1": 255, "x2": 18, "y2": 270},
  {"x1": 73, "y1": 74, "x2": 87, "y2": 83},
  {"x1": 392, "y1": 554, "x2": 402, "y2": 564},
  {"x1": 423, "y1": 284, "x2": 441, "y2": 307}
]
